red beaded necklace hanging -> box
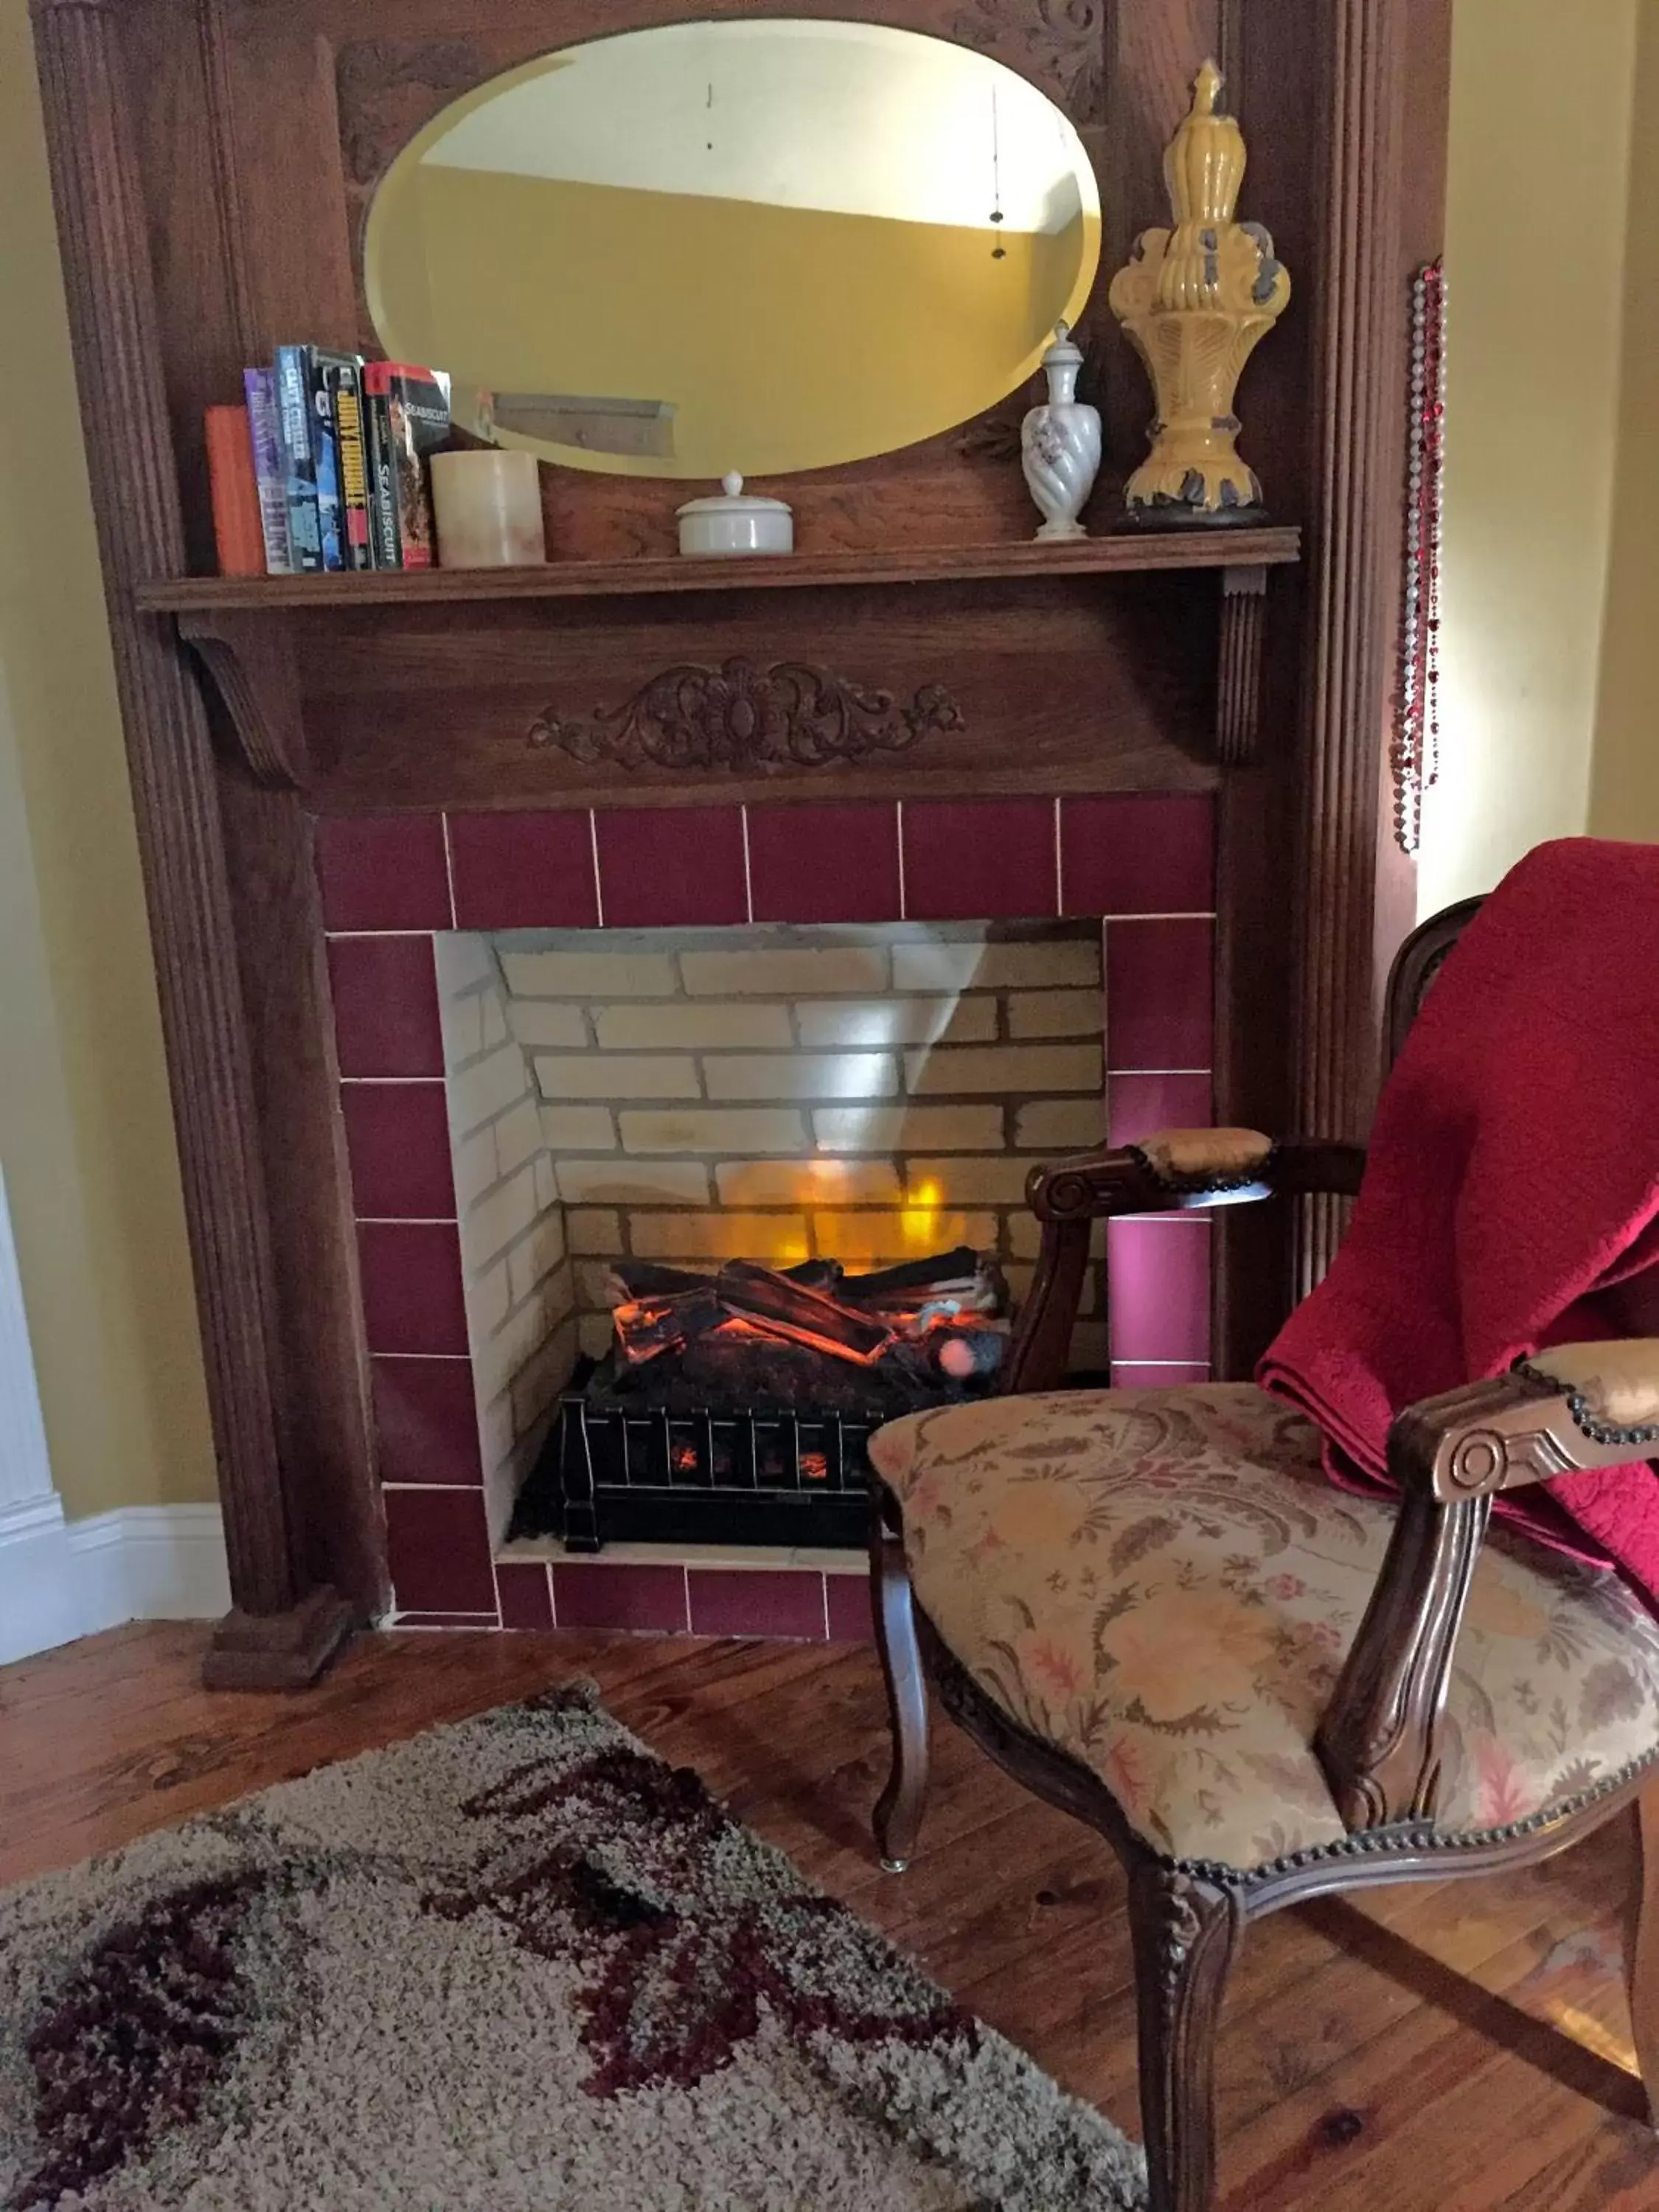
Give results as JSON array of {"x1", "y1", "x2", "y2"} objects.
[{"x1": 1394, "y1": 258, "x2": 1447, "y2": 855}]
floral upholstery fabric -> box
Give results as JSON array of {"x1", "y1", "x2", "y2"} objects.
[{"x1": 868, "y1": 1384, "x2": 1659, "y2": 1871}]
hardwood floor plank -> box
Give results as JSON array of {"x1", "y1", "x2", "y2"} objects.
[
  {"x1": 1, "y1": 1621, "x2": 1650, "y2": 2211},
  {"x1": 1210, "y1": 1892, "x2": 1563, "y2": 2138},
  {"x1": 1218, "y1": 1912, "x2": 1642, "y2": 2210},
  {"x1": 1498, "y1": 2119, "x2": 1659, "y2": 2210}
]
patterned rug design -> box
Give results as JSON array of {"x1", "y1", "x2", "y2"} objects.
[{"x1": 0, "y1": 1683, "x2": 1145, "y2": 2211}]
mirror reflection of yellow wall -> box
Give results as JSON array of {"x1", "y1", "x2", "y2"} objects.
[{"x1": 366, "y1": 21, "x2": 1100, "y2": 481}]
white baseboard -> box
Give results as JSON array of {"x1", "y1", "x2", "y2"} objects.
[{"x1": 0, "y1": 1499, "x2": 229, "y2": 1665}]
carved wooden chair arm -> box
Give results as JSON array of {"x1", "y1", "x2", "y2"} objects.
[
  {"x1": 1025, "y1": 1127, "x2": 1366, "y2": 1223},
  {"x1": 1316, "y1": 1343, "x2": 1659, "y2": 1829},
  {"x1": 1007, "y1": 1129, "x2": 1366, "y2": 1391}
]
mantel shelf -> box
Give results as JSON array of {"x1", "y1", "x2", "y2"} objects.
[
  {"x1": 153, "y1": 521, "x2": 1291, "y2": 806},
  {"x1": 134, "y1": 526, "x2": 1301, "y2": 615}
]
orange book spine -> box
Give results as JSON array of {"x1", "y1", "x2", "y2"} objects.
[{"x1": 205, "y1": 403, "x2": 266, "y2": 577}]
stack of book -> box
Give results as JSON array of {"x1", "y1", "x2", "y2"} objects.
[{"x1": 207, "y1": 348, "x2": 451, "y2": 577}]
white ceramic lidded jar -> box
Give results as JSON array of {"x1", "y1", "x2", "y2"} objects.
[{"x1": 675, "y1": 473, "x2": 794, "y2": 557}]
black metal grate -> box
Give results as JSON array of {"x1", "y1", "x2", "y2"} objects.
[{"x1": 539, "y1": 1393, "x2": 874, "y2": 1552}]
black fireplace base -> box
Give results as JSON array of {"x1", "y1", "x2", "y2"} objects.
[{"x1": 512, "y1": 1383, "x2": 880, "y2": 1553}]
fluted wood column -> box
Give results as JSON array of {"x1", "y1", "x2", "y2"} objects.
[
  {"x1": 27, "y1": 0, "x2": 353, "y2": 1683},
  {"x1": 1292, "y1": 0, "x2": 1408, "y2": 1295}
]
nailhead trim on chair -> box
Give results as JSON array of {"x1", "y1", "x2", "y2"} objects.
[
  {"x1": 1172, "y1": 1738, "x2": 1659, "y2": 1891},
  {"x1": 1512, "y1": 1358, "x2": 1659, "y2": 1451},
  {"x1": 1126, "y1": 1142, "x2": 1281, "y2": 1198}
]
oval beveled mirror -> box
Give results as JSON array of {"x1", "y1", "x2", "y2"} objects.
[{"x1": 364, "y1": 21, "x2": 1100, "y2": 481}]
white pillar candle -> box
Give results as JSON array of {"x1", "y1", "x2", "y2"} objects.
[{"x1": 430, "y1": 449, "x2": 546, "y2": 568}]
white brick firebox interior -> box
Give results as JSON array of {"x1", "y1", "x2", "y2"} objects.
[{"x1": 434, "y1": 920, "x2": 1107, "y2": 1544}]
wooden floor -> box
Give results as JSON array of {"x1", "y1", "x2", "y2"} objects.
[{"x1": 3, "y1": 1623, "x2": 1657, "y2": 2210}]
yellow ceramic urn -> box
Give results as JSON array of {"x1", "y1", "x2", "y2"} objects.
[{"x1": 1109, "y1": 61, "x2": 1291, "y2": 525}]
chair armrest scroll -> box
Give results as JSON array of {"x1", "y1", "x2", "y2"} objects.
[{"x1": 1316, "y1": 1351, "x2": 1659, "y2": 1829}]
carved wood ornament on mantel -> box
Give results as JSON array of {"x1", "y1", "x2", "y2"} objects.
[
  {"x1": 28, "y1": 0, "x2": 1451, "y2": 1685},
  {"x1": 526, "y1": 660, "x2": 964, "y2": 774}
]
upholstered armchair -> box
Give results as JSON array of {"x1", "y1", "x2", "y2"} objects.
[{"x1": 865, "y1": 901, "x2": 1659, "y2": 2212}]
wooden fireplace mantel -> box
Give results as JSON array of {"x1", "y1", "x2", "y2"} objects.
[
  {"x1": 143, "y1": 534, "x2": 1297, "y2": 812},
  {"x1": 28, "y1": 0, "x2": 1450, "y2": 1686}
]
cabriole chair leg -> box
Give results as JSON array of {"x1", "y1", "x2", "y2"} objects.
[
  {"x1": 870, "y1": 1492, "x2": 929, "y2": 1873},
  {"x1": 1128, "y1": 1864, "x2": 1241, "y2": 2212}
]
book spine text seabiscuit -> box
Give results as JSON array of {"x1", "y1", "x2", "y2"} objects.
[
  {"x1": 363, "y1": 361, "x2": 451, "y2": 571},
  {"x1": 364, "y1": 372, "x2": 402, "y2": 569}
]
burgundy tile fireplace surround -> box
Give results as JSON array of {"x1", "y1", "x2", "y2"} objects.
[{"x1": 322, "y1": 792, "x2": 1215, "y2": 1638}]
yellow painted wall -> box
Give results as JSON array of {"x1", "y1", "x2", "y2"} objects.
[
  {"x1": 0, "y1": 0, "x2": 215, "y2": 1515},
  {"x1": 378, "y1": 166, "x2": 1091, "y2": 478},
  {"x1": 1589, "y1": 4, "x2": 1659, "y2": 844},
  {"x1": 1417, "y1": 0, "x2": 1640, "y2": 914}
]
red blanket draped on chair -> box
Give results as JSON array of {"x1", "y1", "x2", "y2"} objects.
[{"x1": 1259, "y1": 837, "x2": 1659, "y2": 1602}]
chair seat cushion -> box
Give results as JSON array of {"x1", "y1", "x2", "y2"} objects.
[{"x1": 868, "y1": 1384, "x2": 1659, "y2": 1871}]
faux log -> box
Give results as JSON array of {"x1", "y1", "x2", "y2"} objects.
[
  {"x1": 714, "y1": 1263, "x2": 895, "y2": 1364},
  {"x1": 607, "y1": 1259, "x2": 844, "y2": 1304},
  {"x1": 834, "y1": 1248, "x2": 992, "y2": 1307},
  {"x1": 612, "y1": 1287, "x2": 728, "y2": 1366},
  {"x1": 610, "y1": 1250, "x2": 1004, "y2": 1371}
]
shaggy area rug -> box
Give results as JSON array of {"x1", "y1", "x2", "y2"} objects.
[{"x1": 0, "y1": 1683, "x2": 1145, "y2": 2211}]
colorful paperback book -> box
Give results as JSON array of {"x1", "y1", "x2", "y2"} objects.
[
  {"x1": 364, "y1": 380, "x2": 399, "y2": 569},
  {"x1": 363, "y1": 361, "x2": 451, "y2": 569},
  {"x1": 273, "y1": 344, "x2": 322, "y2": 573},
  {"x1": 311, "y1": 349, "x2": 372, "y2": 571},
  {"x1": 205, "y1": 405, "x2": 265, "y2": 577},
  {"x1": 241, "y1": 367, "x2": 291, "y2": 574},
  {"x1": 306, "y1": 348, "x2": 346, "y2": 572},
  {"x1": 333, "y1": 363, "x2": 374, "y2": 571}
]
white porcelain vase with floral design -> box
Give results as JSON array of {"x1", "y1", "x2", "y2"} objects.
[{"x1": 1020, "y1": 322, "x2": 1102, "y2": 540}]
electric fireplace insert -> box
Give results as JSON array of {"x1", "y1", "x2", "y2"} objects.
[{"x1": 510, "y1": 1245, "x2": 1009, "y2": 1550}]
